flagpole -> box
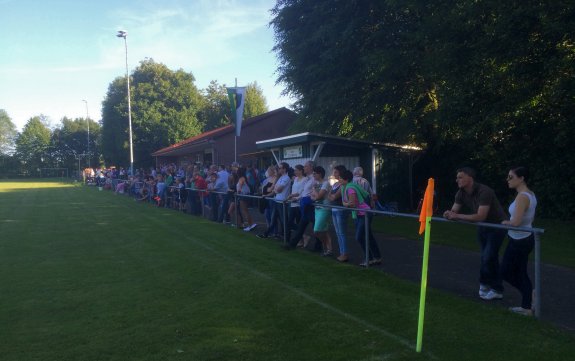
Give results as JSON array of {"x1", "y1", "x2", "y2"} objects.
[
  {"x1": 416, "y1": 178, "x2": 434, "y2": 353},
  {"x1": 416, "y1": 216, "x2": 431, "y2": 352}
]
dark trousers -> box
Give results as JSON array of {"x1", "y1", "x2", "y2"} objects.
[
  {"x1": 355, "y1": 214, "x2": 381, "y2": 260},
  {"x1": 288, "y1": 203, "x2": 314, "y2": 247},
  {"x1": 217, "y1": 192, "x2": 231, "y2": 222},
  {"x1": 501, "y1": 234, "x2": 535, "y2": 309},
  {"x1": 264, "y1": 202, "x2": 285, "y2": 237},
  {"x1": 478, "y1": 226, "x2": 506, "y2": 292},
  {"x1": 209, "y1": 193, "x2": 219, "y2": 221},
  {"x1": 189, "y1": 192, "x2": 201, "y2": 216},
  {"x1": 286, "y1": 206, "x2": 301, "y2": 242}
]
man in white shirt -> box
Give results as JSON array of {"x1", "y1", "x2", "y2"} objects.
[
  {"x1": 257, "y1": 162, "x2": 291, "y2": 239},
  {"x1": 216, "y1": 164, "x2": 231, "y2": 223},
  {"x1": 284, "y1": 160, "x2": 317, "y2": 248}
]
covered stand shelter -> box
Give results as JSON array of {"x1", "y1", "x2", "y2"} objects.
[{"x1": 254, "y1": 132, "x2": 421, "y2": 210}]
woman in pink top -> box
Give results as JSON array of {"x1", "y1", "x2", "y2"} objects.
[{"x1": 340, "y1": 170, "x2": 381, "y2": 267}]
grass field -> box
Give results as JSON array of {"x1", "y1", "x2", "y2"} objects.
[{"x1": 1, "y1": 180, "x2": 574, "y2": 361}]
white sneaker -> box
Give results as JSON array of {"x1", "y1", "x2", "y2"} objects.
[
  {"x1": 479, "y1": 284, "x2": 490, "y2": 298},
  {"x1": 509, "y1": 306, "x2": 533, "y2": 316},
  {"x1": 481, "y1": 289, "x2": 503, "y2": 300}
]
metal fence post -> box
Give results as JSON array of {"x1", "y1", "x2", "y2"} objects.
[
  {"x1": 234, "y1": 193, "x2": 239, "y2": 227},
  {"x1": 534, "y1": 232, "x2": 541, "y2": 318},
  {"x1": 283, "y1": 200, "x2": 288, "y2": 244},
  {"x1": 364, "y1": 213, "x2": 369, "y2": 268},
  {"x1": 200, "y1": 191, "x2": 205, "y2": 218}
]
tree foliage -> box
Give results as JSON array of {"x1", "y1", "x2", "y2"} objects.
[
  {"x1": 199, "y1": 81, "x2": 269, "y2": 131},
  {"x1": 102, "y1": 59, "x2": 204, "y2": 168},
  {"x1": 0, "y1": 109, "x2": 18, "y2": 156},
  {"x1": 101, "y1": 59, "x2": 271, "y2": 168},
  {"x1": 271, "y1": 0, "x2": 575, "y2": 218},
  {"x1": 50, "y1": 117, "x2": 101, "y2": 171},
  {"x1": 244, "y1": 82, "x2": 269, "y2": 119},
  {"x1": 200, "y1": 80, "x2": 229, "y2": 131},
  {"x1": 15, "y1": 116, "x2": 52, "y2": 173}
]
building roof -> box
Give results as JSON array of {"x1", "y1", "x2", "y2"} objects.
[
  {"x1": 255, "y1": 132, "x2": 422, "y2": 151},
  {"x1": 151, "y1": 107, "x2": 296, "y2": 157}
]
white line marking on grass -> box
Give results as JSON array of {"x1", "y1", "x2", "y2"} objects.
[{"x1": 196, "y1": 242, "x2": 437, "y2": 359}]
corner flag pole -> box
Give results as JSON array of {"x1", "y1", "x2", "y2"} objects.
[{"x1": 416, "y1": 178, "x2": 434, "y2": 353}]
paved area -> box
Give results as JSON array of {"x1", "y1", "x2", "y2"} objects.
[{"x1": 368, "y1": 233, "x2": 575, "y2": 332}]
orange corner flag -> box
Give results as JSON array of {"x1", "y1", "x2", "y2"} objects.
[{"x1": 418, "y1": 178, "x2": 435, "y2": 234}]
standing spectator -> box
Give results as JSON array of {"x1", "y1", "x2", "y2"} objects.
[
  {"x1": 206, "y1": 173, "x2": 218, "y2": 221},
  {"x1": 235, "y1": 167, "x2": 257, "y2": 231},
  {"x1": 246, "y1": 163, "x2": 259, "y2": 194},
  {"x1": 155, "y1": 174, "x2": 166, "y2": 206},
  {"x1": 257, "y1": 162, "x2": 291, "y2": 239},
  {"x1": 353, "y1": 166, "x2": 377, "y2": 208},
  {"x1": 190, "y1": 171, "x2": 208, "y2": 215},
  {"x1": 443, "y1": 167, "x2": 507, "y2": 300},
  {"x1": 285, "y1": 161, "x2": 315, "y2": 249},
  {"x1": 217, "y1": 165, "x2": 231, "y2": 223},
  {"x1": 226, "y1": 166, "x2": 240, "y2": 225},
  {"x1": 501, "y1": 167, "x2": 538, "y2": 316},
  {"x1": 341, "y1": 170, "x2": 381, "y2": 266},
  {"x1": 329, "y1": 165, "x2": 349, "y2": 262},
  {"x1": 260, "y1": 166, "x2": 278, "y2": 230},
  {"x1": 286, "y1": 164, "x2": 305, "y2": 243},
  {"x1": 310, "y1": 166, "x2": 333, "y2": 256}
]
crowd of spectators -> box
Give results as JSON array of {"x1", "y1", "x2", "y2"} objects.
[{"x1": 88, "y1": 160, "x2": 382, "y2": 266}]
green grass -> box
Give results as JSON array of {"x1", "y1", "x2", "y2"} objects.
[
  {"x1": 372, "y1": 215, "x2": 575, "y2": 269},
  {"x1": 1, "y1": 180, "x2": 574, "y2": 360}
]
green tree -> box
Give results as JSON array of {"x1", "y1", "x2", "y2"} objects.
[
  {"x1": 101, "y1": 59, "x2": 204, "y2": 168},
  {"x1": 244, "y1": 82, "x2": 269, "y2": 119},
  {"x1": 199, "y1": 81, "x2": 269, "y2": 132},
  {"x1": 199, "y1": 80, "x2": 229, "y2": 131},
  {"x1": 0, "y1": 110, "x2": 19, "y2": 176},
  {"x1": 0, "y1": 109, "x2": 18, "y2": 156},
  {"x1": 101, "y1": 77, "x2": 128, "y2": 167},
  {"x1": 50, "y1": 117, "x2": 101, "y2": 172},
  {"x1": 15, "y1": 116, "x2": 52, "y2": 174},
  {"x1": 271, "y1": 0, "x2": 575, "y2": 217}
]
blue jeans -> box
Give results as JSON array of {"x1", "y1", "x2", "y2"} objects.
[
  {"x1": 264, "y1": 199, "x2": 274, "y2": 229},
  {"x1": 332, "y1": 209, "x2": 349, "y2": 255},
  {"x1": 355, "y1": 214, "x2": 380, "y2": 260},
  {"x1": 477, "y1": 227, "x2": 506, "y2": 292},
  {"x1": 264, "y1": 201, "x2": 285, "y2": 238},
  {"x1": 501, "y1": 234, "x2": 534, "y2": 308},
  {"x1": 217, "y1": 192, "x2": 231, "y2": 222}
]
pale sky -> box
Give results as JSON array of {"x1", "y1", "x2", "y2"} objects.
[{"x1": 0, "y1": 0, "x2": 292, "y2": 131}]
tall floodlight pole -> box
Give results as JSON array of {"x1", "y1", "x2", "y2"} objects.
[
  {"x1": 82, "y1": 99, "x2": 90, "y2": 168},
  {"x1": 116, "y1": 30, "x2": 134, "y2": 175}
]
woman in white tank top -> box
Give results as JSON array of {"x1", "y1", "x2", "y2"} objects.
[{"x1": 501, "y1": 167, "x2": 537, "y2": 316}]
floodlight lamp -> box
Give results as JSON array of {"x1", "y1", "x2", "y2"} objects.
[{"x1": 117, "y1": 30, "x2": 127, "y2": 38}]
